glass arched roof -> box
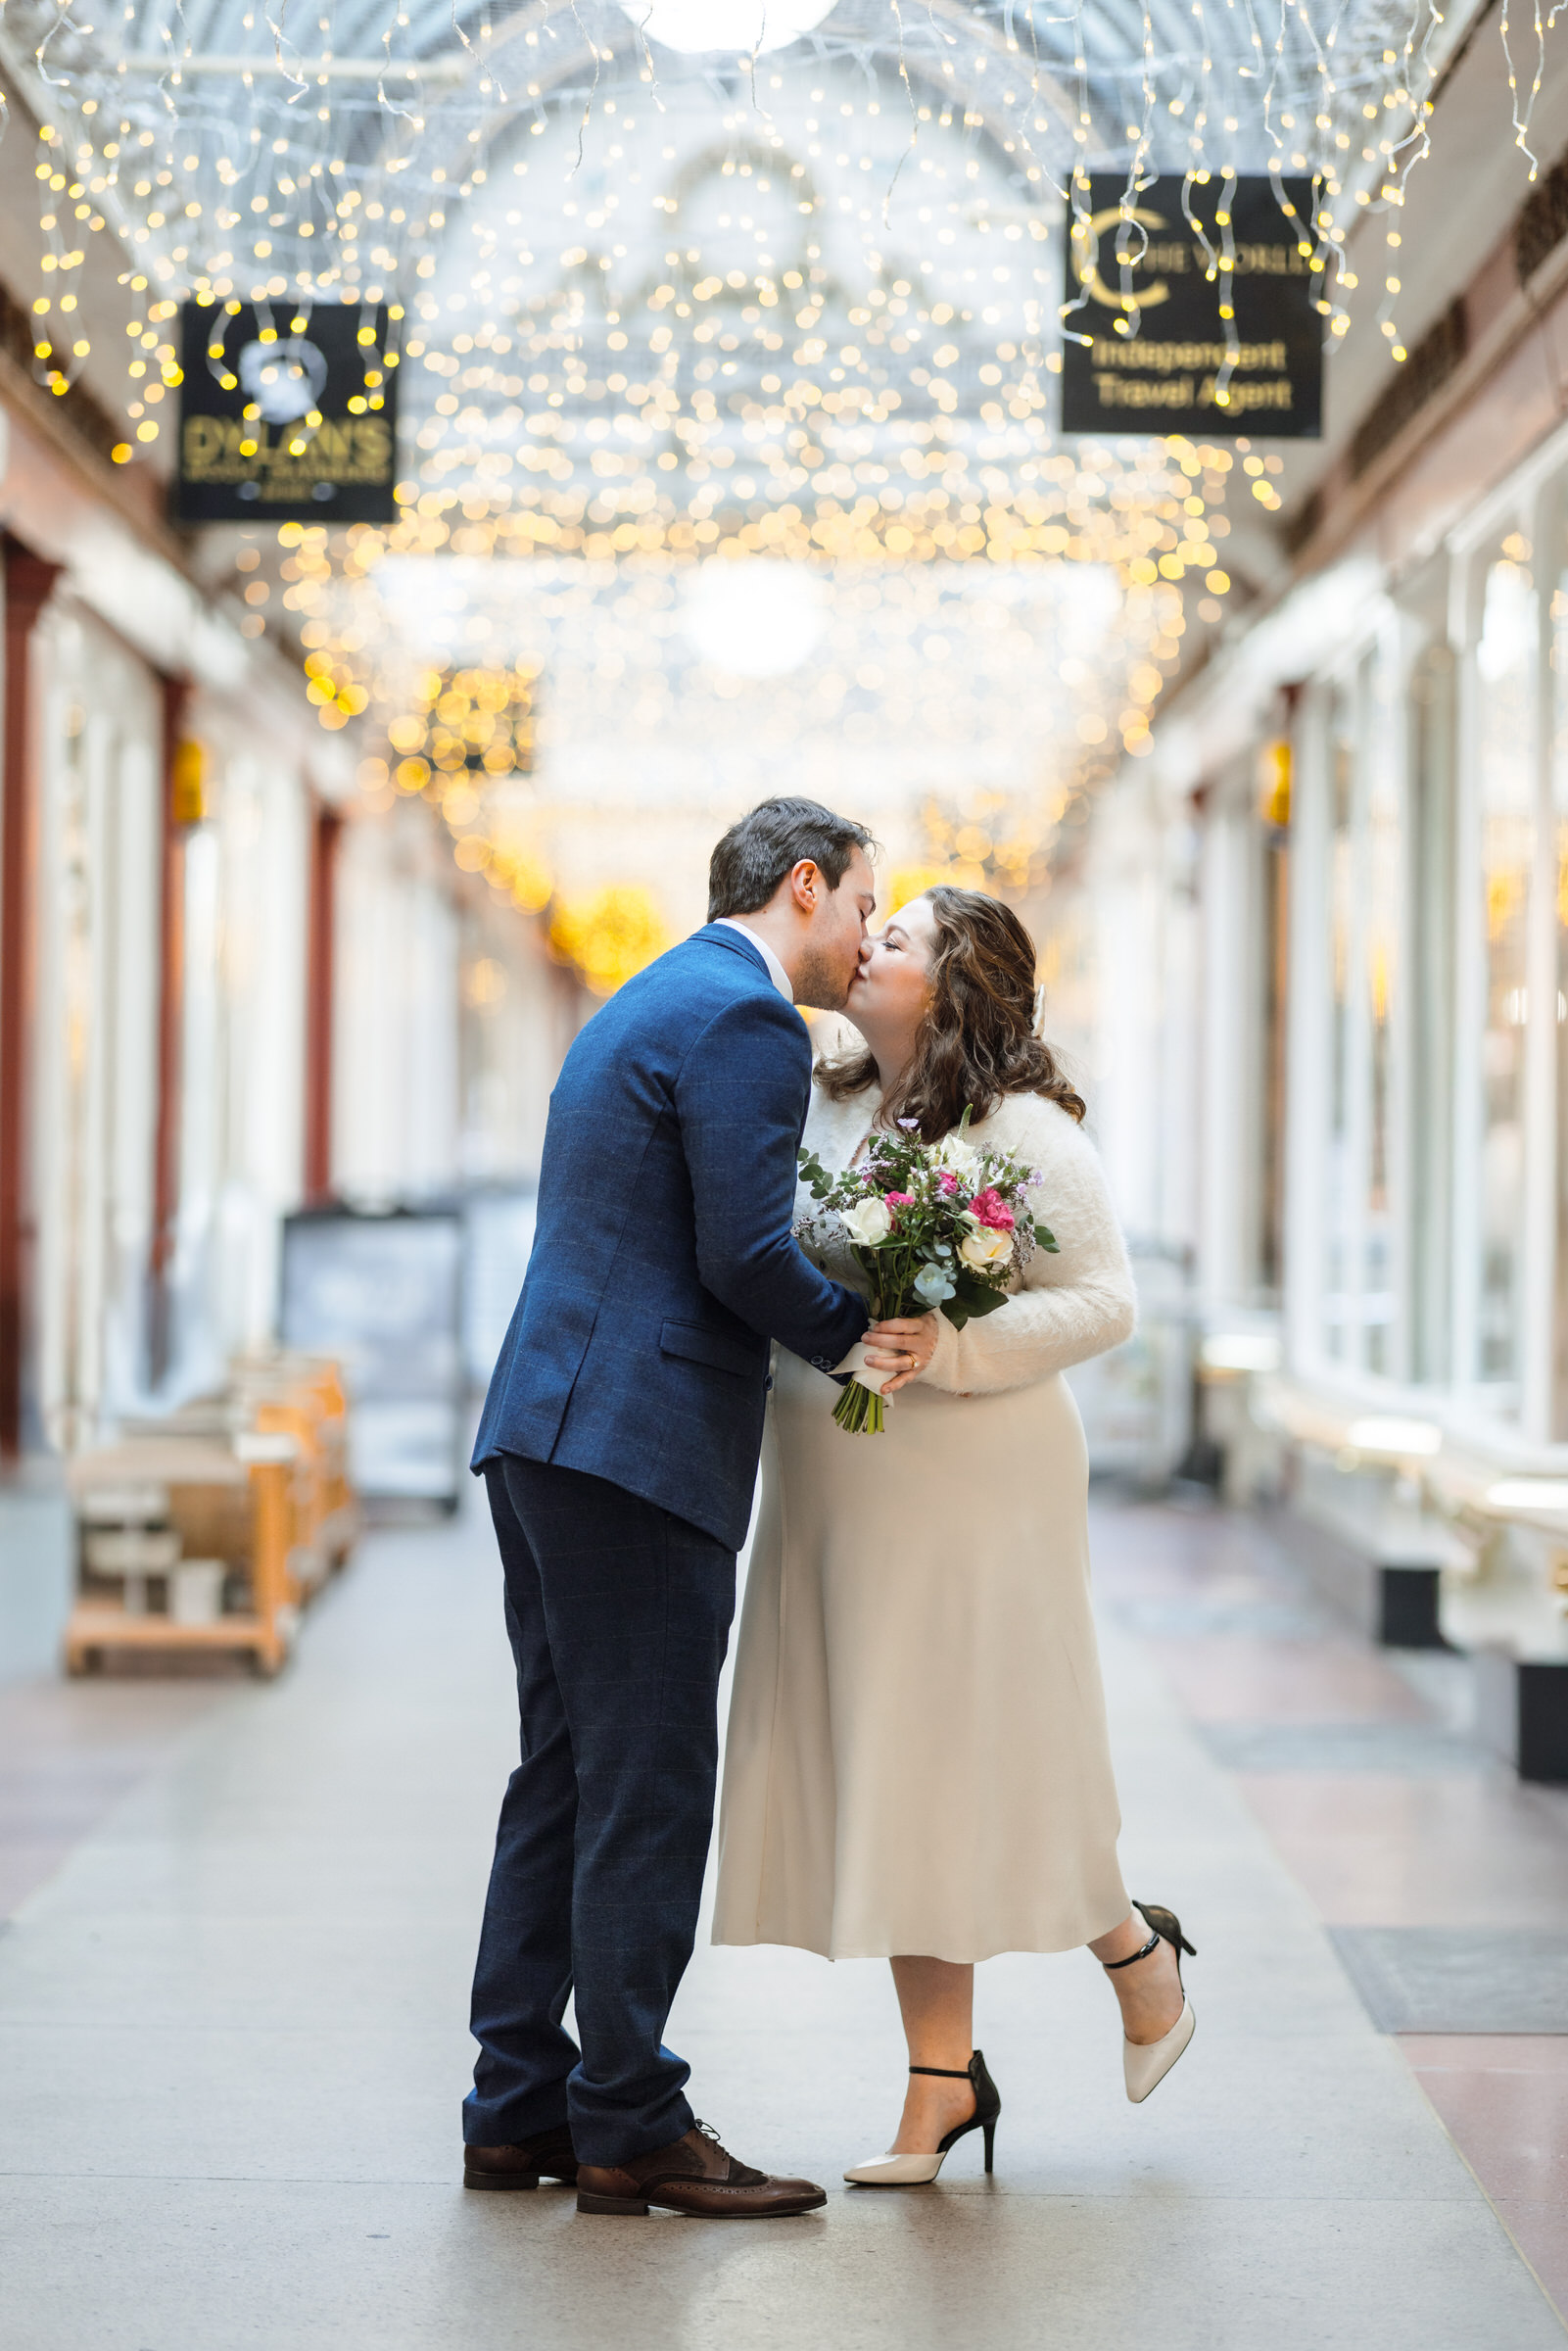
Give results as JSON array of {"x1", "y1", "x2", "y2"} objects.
[{"x1": 0, "y1": 0, "x2": 1517, "y2": 947}]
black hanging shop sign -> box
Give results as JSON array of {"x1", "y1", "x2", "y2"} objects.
[
  {"x1": 1060, "y1": 176, "x2": 1323, "y2": 439},
  {"x1": 173, "y1": 300, "x2": 399, "y2": 523}
]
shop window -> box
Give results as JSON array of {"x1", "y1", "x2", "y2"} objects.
[
  {"x1": 1364, "y1": 673, "x2": 1402, "y2": 1375},
  {"x1": 1324, "y1": 679, "x2": 1357, "y2": 1362},
  {"x1": 1407, "y1": 641, "x2": 1455, "y2": 1389},
  {"x1": 1319, "y1": 654, "x2": 1404, "y2": 1371},
  {"x1": 1552, "y1": 570, "x2": 1568, "y2": 1435},
  {"x1": 1303, "y1": 644, "x2": 1412, "y2": 1382},
  {"x1": 1259, "y1": 819, "x2": 1289, "y2": 1302},
  {"x1": 1472, "y1": 550, "x2": 1537, "y2": 1409}
]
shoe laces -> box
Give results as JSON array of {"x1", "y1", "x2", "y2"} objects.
[{"x1": 689, "y1": 2120, "x2": 764, "y2": 2186}]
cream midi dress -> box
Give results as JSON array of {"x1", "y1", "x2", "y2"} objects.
[{"x1": 712, "y1": 1081, "x2": 1138, "y2": 1963}]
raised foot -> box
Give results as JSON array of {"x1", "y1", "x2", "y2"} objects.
[{"x1": 1124, "y1": 1998, "x2": 1197, "y2": 2104}]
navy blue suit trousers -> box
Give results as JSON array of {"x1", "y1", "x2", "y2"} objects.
[{"x1": 463, "y1": 1458, "x2": 736, "y2": 2165}]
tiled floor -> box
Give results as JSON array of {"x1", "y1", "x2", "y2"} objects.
[
  {"x1": 1089, "y1": 1493, "x2": 1568, "y2": 2318},
  {"x1": 1405, "y1": 2037, "x2": 1568, "y2": 2304},
  {"x1": 0, "y1": 1489, "x2": 1562, "y2": 2346},
  {"x1": 0, "y1": 1677, "x2": 232, "y2": 1920}
]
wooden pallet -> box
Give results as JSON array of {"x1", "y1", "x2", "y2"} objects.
[{"x1": 63, "y1": 1601, "x2": 298, "y2": 1677}]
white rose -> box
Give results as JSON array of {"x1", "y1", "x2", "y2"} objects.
[
  {"x1": 841, "y1": 1195, "x2": 893, "y2": 1247},
  {"x1": 959, "y1": 1218, "x2": 1011, "y2": 1269},
  {"x1": 935, "y1": 1134, "x2": 981, "y2": 1180}
]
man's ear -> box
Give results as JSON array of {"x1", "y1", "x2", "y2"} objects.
[{"x1": 788, "y1": 858, "x2": 821, "y2": 914}]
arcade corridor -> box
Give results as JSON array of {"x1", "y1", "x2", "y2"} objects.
[{"x1": 0, "y1": 1487, "x2": 1562, "y2": 2348}]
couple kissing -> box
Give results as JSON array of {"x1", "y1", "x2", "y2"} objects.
[{"x1": 460, "y1": 795, "x2": 1196, "y2": 2219}]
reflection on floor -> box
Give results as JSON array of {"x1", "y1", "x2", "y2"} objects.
[
  {"x1": 0, "y1": 1488, "x2": 1561, "y2": 2349},
  {"x1": 0, "y1": 1675, "x2": 234, "y2": 1920},
  {"x1": 1091, "y1": 1495, "x2": 1568, "y2": 2318}
]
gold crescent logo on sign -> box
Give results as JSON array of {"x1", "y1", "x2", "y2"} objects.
[{"x1": 1071, "y1": 206, "x2": 1171, "y2": 313}]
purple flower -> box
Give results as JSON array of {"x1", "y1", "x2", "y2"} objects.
[{"x1": 897, "y1": 1117, "x2": 921, "y2": 1130}]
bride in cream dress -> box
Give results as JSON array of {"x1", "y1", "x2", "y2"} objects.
[{"x1": 712, "y1": 887, "x2": 1198, "y2": 2184}]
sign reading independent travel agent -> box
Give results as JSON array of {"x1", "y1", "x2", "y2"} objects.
[
  {"x1": 1061, "y1": 176, "x2": 1322, "y2": 439},
  {"x1": 174, "y1": 300, "x2": 399, "y2": 524}
]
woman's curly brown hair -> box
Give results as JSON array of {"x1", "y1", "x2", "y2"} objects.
[{"x1": 816, "y1": 886, "x2": 1086, "y2": 1137}]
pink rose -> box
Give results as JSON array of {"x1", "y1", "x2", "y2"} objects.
[
  {"x1": 967, "y1": 1186, "x2": 1016, "y2": 1232},
  {"x1": 883, "y1": 1190, "x2": 915, "y2": 1224},
  {"x1": 937, "y1": 1170, "x2": 961, "y2": 1195}
]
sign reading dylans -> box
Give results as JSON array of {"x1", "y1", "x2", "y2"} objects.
[
  {"x1": 174, "y1": 301, "x2": 399, "y2": 523},
  {"x1": 1061, "y1": 177, "x2": 1322, "y2": 440}
]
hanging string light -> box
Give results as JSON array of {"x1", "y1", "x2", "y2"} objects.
[{"x1": 1, "y1": 0, "x2": 1555, "y2": 978}]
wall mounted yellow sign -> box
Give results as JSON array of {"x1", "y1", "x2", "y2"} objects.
[
  {"x1": 1061, "y1": 177, "x2": 1322, "y2": 440},
  {"x1": 175, "y1": 300, "x2": 399, "y2": 523}
]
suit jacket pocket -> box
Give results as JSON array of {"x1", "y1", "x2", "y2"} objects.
[{"x1": 659, "y1": 1319, "x2": 764, "y2": 1378}]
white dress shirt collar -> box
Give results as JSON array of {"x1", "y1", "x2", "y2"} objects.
[{"x1": 712, "y1": 918, "x2": 794, "y2": 1004}]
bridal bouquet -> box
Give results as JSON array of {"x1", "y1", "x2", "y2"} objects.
[{"x1": 795, "y1": 1110, "x2": 1058, "y2": 1434}]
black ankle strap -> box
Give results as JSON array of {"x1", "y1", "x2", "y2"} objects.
[
  {"x1": 1102, "y1": 1928, "x2": 1162, "y2": 1972},
  {"x1": 909, "y1": 2062, "x2": 973, "y2": 2078}
]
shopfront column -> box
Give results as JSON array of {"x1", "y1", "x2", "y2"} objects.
[
  {"x1": 0, "y1": 537, "x2": 61, "y2": 1457},
  {"x1": 146, "y1": 675, "x2": 189, "y2": 1391},
  {"x1": 304, "y1": 802, "x2": 342, "y2": 1207}
]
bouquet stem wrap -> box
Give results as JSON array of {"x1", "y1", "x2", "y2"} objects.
[{"x1": 832, "y1": 1330, "x2": 900, "y2": 1435}]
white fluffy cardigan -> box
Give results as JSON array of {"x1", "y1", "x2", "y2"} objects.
[{"x1": 798, "y1": 1079, "x2": 1137, "y2": 1396}]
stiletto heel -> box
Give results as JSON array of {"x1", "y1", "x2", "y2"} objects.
[
  {"x1": 843, "y1": 2049, "x2": 1002, "y2": 2186},
  {"x1": 1102, "y1": 1898, "x2": 1197, "y2": 2105}
]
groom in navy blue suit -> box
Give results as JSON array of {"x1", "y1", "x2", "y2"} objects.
[{"x1": 463, "y1": 798, "x2": 877, "y2": 2219}]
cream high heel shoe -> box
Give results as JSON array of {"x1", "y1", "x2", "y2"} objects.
[
  {"x1": 843, "y1": 2050, "x2": 1001, "y2": 2186},
  {"x1": 1102, "y1": 1900, "x2": 1197, "y2": 2104}
]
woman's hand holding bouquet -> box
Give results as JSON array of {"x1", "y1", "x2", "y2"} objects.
[{"x1": 795, "y1": 1109, "x2": 1058, "y2": 1433}]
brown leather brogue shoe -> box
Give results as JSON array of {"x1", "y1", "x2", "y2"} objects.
[
  {"x1": 576, "y1": 2121, "x2": 827, "y2": 2218},
  {"x1": 463, "y1": 2122, "x2": 578, "y2": 2190}
]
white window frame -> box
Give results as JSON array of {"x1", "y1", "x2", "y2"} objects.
[
  {"x1": 1448, "y1": 419, "x2": 1568, "y2": 1443},
  {"x1": 1285, "y1": 600, "x2": 1417, "y2": 1387}
]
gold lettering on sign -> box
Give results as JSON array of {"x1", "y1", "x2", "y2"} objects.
[
  {"x1": 313, "y1": 420, "x2": 355, "y2": 470},
  {"x1": 180, "y1": 409, "x2": 394, "y2": 488},
  {"x1": 182, "y1": 415, "x2": 226, "y2": 470},
  {"x1": 1089, "y1": 338, "x2": 1288, "y2": 373},
  {"x1": 1093, "y1": 374, "x2": 1197, "y2": 408},
  {"x1": 1071, "y1": 206, "x2": 1172, "y2": 313},
  {"x1": 354, "y1": 416, "x2": 393, "y2": 471},
  {"x1": 1230, "y1": 244, "x2": 1309, "y2": 275},
  {"x1": 1197, "y1": 374, "x2": 1294, "y2": 410}
]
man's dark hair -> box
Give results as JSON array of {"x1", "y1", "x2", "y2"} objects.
[{"x1": 707, "y1": 796, "x2": 875, "y2": 921}]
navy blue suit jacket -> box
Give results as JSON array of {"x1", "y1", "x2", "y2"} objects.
[{"x1": 472, "y1": 924, "x2": 869, "y2": 1550}]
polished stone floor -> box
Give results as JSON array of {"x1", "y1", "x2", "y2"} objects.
[{"x1": 0, "y1": 1487, "x2": 1563, "y2": 2349}]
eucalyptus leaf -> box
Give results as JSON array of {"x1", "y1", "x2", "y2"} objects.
[
  {"x1": 1034, "y1": 1222, "x2": 1059, "y2": 1253},
  {"x1": 952, "y1": 1271, "x2": 1010, "y2": 1319}
]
